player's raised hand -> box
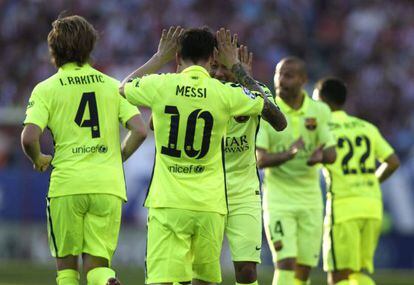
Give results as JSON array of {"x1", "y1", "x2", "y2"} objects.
[
  {"x1": 307, "y1": 144, "x2": 325, "y2": 166},
  {"x1": 33, "y1": 153, "x2": 52, "y2": 172},
  {"x1": 239, "y1": 45, "x2": 253, "y2": 76},
  {"x1": 215, "y1": 28, "x2": 239, "y2": 69},
  {"x1": 157, "y1": 26, "x2": 183, "y2": 63}
]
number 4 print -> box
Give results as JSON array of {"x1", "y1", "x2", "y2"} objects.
[{"x1": 74, "y1": 92, "x2": 100, "y2": 138}]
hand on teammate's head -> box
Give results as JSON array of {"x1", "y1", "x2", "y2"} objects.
[
  {"x1": 157, "y1": 26, "x2": 184, "y2": 64},
  {"x1": 215, "y1": 28, "x2": 239, "y2": 69}
]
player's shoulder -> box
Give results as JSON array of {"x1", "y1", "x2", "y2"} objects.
[
  {"x1": 32, "y1": 73, "x2": 61, "y2": 95},
  {"x1": 309, "y1": 98, "x2": 331, "y2": 114},
  {"x1": 144, "y1": 72, "x2": 172, "y2": 84},
  {"x1": 216, "y1": 80, "x2": 240, "y2": 88},
  {"x1": 351, "y1": 115, "x2": 380, "y2": 133},
  {"x1": 91, "y1": 68, "x2": 120, "y2": 87}
]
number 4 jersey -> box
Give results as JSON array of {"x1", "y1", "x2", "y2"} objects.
[
  {"x1": 124, "y1": 65, "x2": 264, "y2": 214},
  {"x1": 24, "y1": 63, "x2": 139, "y2": 201},
  {"x1": 323, "y1": 111, "x2": 395, "y2": 223}
]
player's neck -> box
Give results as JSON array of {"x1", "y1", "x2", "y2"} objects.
[
  {"x1": 280, "y1": 92, "x2": 304, "y2": 110},
  {"x1": 178, "y1": 59, "x2": 211, "y2": 73}
]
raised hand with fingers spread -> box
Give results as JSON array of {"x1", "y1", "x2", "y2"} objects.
[
  {"x1": 239, "y1": 45, "x2": 253, "y2": 77},
  {"x1": 157, "y1": 26, "x2": 184, "y2": 64}
]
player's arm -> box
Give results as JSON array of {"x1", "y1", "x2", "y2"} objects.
[
  {"x1": 119, "y1": 26, "x2": 183, "y2": 97},
  {"x1": 307, "y1": 145, "x2": 337, "y2": 166},
  {"x1": 216, "y1": 28, "x2": 287, "y2": 131},
  {"x1": 372, "y1": 127, "x2": 400, "y2": 183},
  {"x1": 256, "y1": 137, "x2": 304, "y2": 168},
  {"x1": 375, "y1": 153, "x2": 400, "y2": 183},
  {"x1": 21, "y1": 124, "x2": 52, "y2": 172},
  {"x1": 121, "y1": 115, "x2": 147, "y2": 162}
]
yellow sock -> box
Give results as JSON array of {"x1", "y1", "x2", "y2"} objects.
[
  {"x1": 236, "y1": 281, "x2": 258, "y2": 285},
  {"x1": 275, "y1": 270, "x2": 295, "y2": 285},
  {"x1": 294, "y1": 278, "x2": 310, "y2": 285},
  {"x1": 87, "y1": 267, "x2": 116, "y2": 285},
  {"x1": 349, "y1": 273, "x2": 375, "y2": 285},
  {"x1": 56, "y1": 269, "x2": 79, "y2": 285}
]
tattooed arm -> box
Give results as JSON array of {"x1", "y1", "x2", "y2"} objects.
[
  {"x1": 216, "y1": 28, "x2": 287, "y2": 131},
  {"x1": 231, "y1": 62, "x2": 287, "y2": 131}
]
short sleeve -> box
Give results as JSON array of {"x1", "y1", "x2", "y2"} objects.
[
  {"x1": 372, "y1": 127, "x2": 394, "y2": 161},
  {"x1": 256, "y1": 120, "x2": 271, "y2": 151},
  {"x1": 23, "y1": 85, "x2": 49, "y2": 131},
  {"x1": 317, "y1": 104, "x2": 336, "y2": 148},
  {"x1": 227, "y1": 84, "x2": 264, "y2": 117},
  {"x1": 124, "y1": 74, "x2": 161, "y2": 107},
  {"x1": 257, "y1": 82, "x2": 274, "y2": 100},
  {"x1": 119, "y1": 95, "x2": 140, "y2": 127}
]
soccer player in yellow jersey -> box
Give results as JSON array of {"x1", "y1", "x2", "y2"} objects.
[
  {"x1": 312, "y1": 78, "x2": 400, "y2": 285},
  {"x1": 210, "y1": 46, "x2": 274, "y2": 285},
  {"x1": 21, "y1": 15, "x2": 147, "y2": 285},
  {"x1": 119, "y1": 27, "x2": 286, "y2": 285},
  {"x1": 256, "y1": 57, "x2": 337, "y2": 285}
]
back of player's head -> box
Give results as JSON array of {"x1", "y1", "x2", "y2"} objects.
[
  {"x1": 47, "y1": 15, "x2": 98, "y2": 68},
  {"x1": 178, "y1": 27, "x2": 217, "y2": 64},
  {"x1": 315, "y1": 77, "x2": 347, "y2": 107},
  {"x1": 277, "y1": 56, "x2": 307, "y2": 77}
]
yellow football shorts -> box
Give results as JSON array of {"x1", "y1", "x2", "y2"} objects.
[
  {"x1": 225, "y1": 201, "x2": 262, "y2": 263},
  {"x1": 323, "y1": 218, "x2": 382, "y2": 273},
  {"x1": 264, "y1": 207, "x2": 323, "y2": 266},
  {"x1": 145, "y1": 208, "x2": 225, "y2": 284},
  {"x1": 46, "y1": 194, "x2": 122, "y2": 263}
]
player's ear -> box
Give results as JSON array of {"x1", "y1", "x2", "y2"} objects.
[{"x1": 176, "y1": 52, "x2": 182, "y2": 67}]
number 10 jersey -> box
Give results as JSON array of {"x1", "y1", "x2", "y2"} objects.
[
  {"x1": 24, "y1": 63, "x2": 139, "y2": 201},
  {"x1": 323, "y1": 111, "x2": 395, "y2": 222},
  {"x1": 124, "y1": 66, "x2": 264, "y2": 214}
]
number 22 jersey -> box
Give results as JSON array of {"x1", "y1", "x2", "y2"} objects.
[
  {"x1": 323, "y1": 111, "x2": 395, "y2": 222},
  {"x1": 24, "y1": 63, "x2": 139, "y2": 201},
  {"x1": 124, "y1": 66, "x2": 264, "y2": 214}
]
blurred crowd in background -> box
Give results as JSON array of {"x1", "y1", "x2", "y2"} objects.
[
  {"x1": 0, "y1": 0, "x2": 414, "y2": 267},
  {"x1": 1, "y1": 0, "x2": 414, "y2": 153}
]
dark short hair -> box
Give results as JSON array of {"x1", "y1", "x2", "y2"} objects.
[
  {"x1": 315, "y1": 77, "x2": 347, "y2": 106},
  {"x1": 47, "y1": 15, "x2": 98, "y2": 67},
  {"x1": 278, "y1": 56, "x2": 307, "y2": 77},
  {"x1": 178, "y1": 27, "x2": 216, "y2": 63}
]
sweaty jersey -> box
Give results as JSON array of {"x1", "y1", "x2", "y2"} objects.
[
  {"x1": 124, "y1": 65, "x2": 264, "y2": 214},
  {"x1": 24, "y1": 63, "x2": 139, "y2": 201},
  {"x1": 256, "y1": 93, "x2": 335, "y2": 211},
  {"x1": 224, "y1": 82, "x2": 273, "y2": 205},
  {"x1": 323, "y1": 111, "x2": 394, "y2": 223}
]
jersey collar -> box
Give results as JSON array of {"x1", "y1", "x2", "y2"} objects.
[
  {"x1": 276, "y1": 91, "x2": 309, "y2": 115},
  {"x1": 181, "y1": 65, "x2": 211, "y2": 78},
  {"x1": 58, "y1": 62, "x2": 92, "y2": 72},
  {"x1": 332, "y1": 110, "x2": 347, "y2": 118}
]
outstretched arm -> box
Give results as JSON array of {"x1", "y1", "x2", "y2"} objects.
[
  {"x1": 216, "y1": 28, "x2": 287, "y2": 131},
  {"x1": 119, "y1": 26, "x2": 183, "y2": 97}
]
